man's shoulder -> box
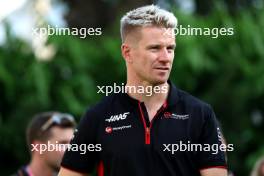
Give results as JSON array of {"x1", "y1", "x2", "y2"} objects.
[
  {"x1": 173, "y1": 87, "x2": 216, "y2": 124},
  {"x1": 89, "y1": 93, "x2": 120, "y2": 111},
  {"x1": 83, "y1": 93, "x2": 122, "y2": 119},
  {"x1": 175, "y1": 87, "x2": 212, "y2": 111}
]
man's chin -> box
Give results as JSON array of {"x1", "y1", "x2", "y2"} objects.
[
  {"x1": 50, "y1": 163, "x2": 61, "y2": 172},
  {"x1": 151, "y1": 77, "x2": 168, "y2": 86}
]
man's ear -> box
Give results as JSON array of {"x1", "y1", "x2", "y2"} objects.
[{"x1": 121, "y1": 43, "x2": 132, "y2": 63}]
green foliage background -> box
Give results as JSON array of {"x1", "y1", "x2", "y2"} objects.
[{"x1": 0, "y1": 6, "x2": 264, "y2": 176}]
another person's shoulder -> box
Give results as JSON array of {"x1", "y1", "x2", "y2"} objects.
[{"x1": 11, "y1": 167, "x2": 29, "y2": 176}]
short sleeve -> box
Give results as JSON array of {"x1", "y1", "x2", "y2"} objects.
[
  {"x1": 61, "y1": 108, "x2": 100, "y2": 173},
  {"x1": 196, "y1": 105, "x2": 227, "y2": 169}
]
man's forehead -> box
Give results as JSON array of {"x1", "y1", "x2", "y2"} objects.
[
  {"x1": 49, "y1": 126, "x2": 73, "y2": 137},
  {"x1": 124, "y1": 26, "x2": 175, "y2": 47},
  {"x1": 141, "y1": 26, "x2": 174, "y2": 32},
  {"x1": 138, "y1": 26, "x2": 175, "y2": 44}
]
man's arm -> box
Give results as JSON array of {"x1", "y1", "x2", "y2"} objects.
[
  {"x1": 59, "y1": 108, "x2": 100, "y2": 175},
  {"x1": 196, "y1": 105, "x2": 228, "y2": 176},
  {"x1": 58, "y1": 167, "x2": 90, "y2": 176},
  {"x1": 200, "y1": 168, "x2": 227, "y2": 176}
]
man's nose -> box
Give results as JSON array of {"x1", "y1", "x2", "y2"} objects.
[{"x1": 158, "y1": 48, "x2": 172, "y2": 62}]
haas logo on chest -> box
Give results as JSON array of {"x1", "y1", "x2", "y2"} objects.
[{"x1": 105, "y1": 112, "x2": 130, "y2": 122}]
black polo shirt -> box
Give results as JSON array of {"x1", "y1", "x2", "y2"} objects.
[{"x1": 61, "y1": 82, "x2": 227, "y2": 176}]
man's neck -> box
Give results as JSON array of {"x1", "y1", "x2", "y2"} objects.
[
  {"x1": 126, "y1": 80, "x2": 169, "y2": 121},
  {"x1": 28, "y1": 157, "x2": 54, "y2": 176}
]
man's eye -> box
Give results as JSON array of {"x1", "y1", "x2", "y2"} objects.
[
  {"x1": 167, "y1": 47, "x2": 175, "y2": 52},
  {"x1": 150, "y1": 47, "x2": 159, "y2": 51}
]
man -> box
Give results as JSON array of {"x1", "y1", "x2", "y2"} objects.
[
  {"x1": 13, "y1": 111, "x2": 76, "y2": 176},
  {"x1": 59, "y1": 5, "x2": 228, "y2": 176}
]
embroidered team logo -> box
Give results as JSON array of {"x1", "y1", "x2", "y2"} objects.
[
  {"x1": 105, "y1": 127, "x2": 113, "y2": 134},
  {"x1": 105, "y1": 112, "x2": 130, "y2": 122},
  {"x1": 164, "y1": 112, "x2": 172, "y2": 118},
  {"x1": 163, "y1": 112, "x2": 189, "y2": 120},
  {"x1": 105, "y1": 125, "x2": 132, "y2": 134}
]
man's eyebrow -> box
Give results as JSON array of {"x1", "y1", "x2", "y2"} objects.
[
  {"x1": 146, "y1": 44, "x2": 162, "y2": 49},
  {"x1": 145, "y1": 43, "x2": 176, "y2": 49}
]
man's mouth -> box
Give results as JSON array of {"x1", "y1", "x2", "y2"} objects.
[{"x1": 154, "y1": 67, "x2": 170, "y2": 70}]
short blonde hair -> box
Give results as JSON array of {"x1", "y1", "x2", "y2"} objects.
[{"x1": 120, "y1": 5, "x2": 178, "y2": 42}]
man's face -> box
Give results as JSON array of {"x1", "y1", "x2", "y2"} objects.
[
  {"x1": 43, "y1": 127, "x2": 74, "y2": 172},
  {"x1": 125, "y1": 26, "x2": 175, "y2": 85}
]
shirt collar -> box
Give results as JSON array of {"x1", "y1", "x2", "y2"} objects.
[{"x1": 120, "y1": 80, "x2": 180, "y2": 108}]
